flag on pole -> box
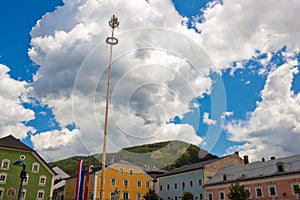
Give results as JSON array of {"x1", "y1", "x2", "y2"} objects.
[
  {"x1": 75, "y1": 159, "x2": 85, "y2": 200},
  {"x1": 83, "y1": 165, "x2": 92, "y2": 200}
]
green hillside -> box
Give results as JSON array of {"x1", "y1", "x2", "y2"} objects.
[{"x1": 49, "y1": 140, "x2": 217, "y2": 176}]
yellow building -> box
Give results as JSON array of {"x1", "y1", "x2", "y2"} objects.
[{"x1": 65, "y1": 160, "x2": 153, "y2": 200}]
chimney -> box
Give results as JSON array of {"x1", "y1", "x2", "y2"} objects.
[
  {"x1": 262, "y1": 158, "x2": 265, "y2": 162},
  {"x1": 243, "y1": 155, "x2": 249, "y2": 164},
  {"x1": 234, "y1": 151, "x2": 239, "y2": 156},
  {"x1": 270, "y1": 156, "x2": 275, "y2": 160}
]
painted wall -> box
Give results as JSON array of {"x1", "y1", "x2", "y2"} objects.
[
  {"x1": 65, "y1": 162, "x2": 152, "y2": 200},
  {"x1": 0, "y1": 148, "x2": 54, "y2": 200},
  {"x1": 158, "y1": 170, "x2": 205, "y2": 200},
  {"x1": 205, "y1": 174, "x2": 300, "y2": 200}
]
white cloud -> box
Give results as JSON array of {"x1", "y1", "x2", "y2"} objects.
[
  {"x1": 203, "y1": 112, "x2": 217, "y2": 125},
  {"x1": 197, "y1": 0, "x2": 300, "y2": 69},
  {"x1": 0, "y1": 64, "x2": 35, "y2": 139},
  {"x1": 27, "y1": 0, "x2": 212, "y2": 161},
  {"x1": 226, "y1": 58, "x2": 300, "y2": 161}
]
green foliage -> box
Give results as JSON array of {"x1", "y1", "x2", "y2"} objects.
[
  {"x1": 181, "y1": 192, "x2": 194, "y2": 200},
  {"x1": 143, "y1": 189, "x2": 160, "y2": 200},
  {"x1": 228, "y1": 182, "x2": 250, "y2": 200},
  {"x1": 49, "y1": 140, "x2": 218, "y2": 176}
]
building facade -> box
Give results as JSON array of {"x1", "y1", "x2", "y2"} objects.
[
  {"x1": 0, "y1": 135, "x2": 55, "y2": 200},
  {"x1": 205, "y1": 154, "x2": 300, "y2": 200},
  {"x1": 65, "y1": 160, "x2": 153, "y2": 200},
  {"x1": 156, "y1": 153, "x2": 243, "y2": 200}
]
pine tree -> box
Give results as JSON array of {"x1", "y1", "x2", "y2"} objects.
[
  {"x1": 143, "y1": 189, "x2": 160, "y2": 200},
  {"x1": 181, "y1": 192, "x2": 194, "y2": 200}
]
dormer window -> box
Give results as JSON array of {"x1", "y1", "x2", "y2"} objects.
[
  {"x1": 276, "y1": 162, "x2": 285, "y2": 172},
  {"x1": 223, "y1": 174, "x2": 227, "y2": 181}
]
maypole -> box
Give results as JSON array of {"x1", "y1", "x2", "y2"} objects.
[{"x1": 100, "y1": 15, "x2": 119, "y2": 200}]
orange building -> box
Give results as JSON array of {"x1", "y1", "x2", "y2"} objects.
[{"x1": 65, "y1": 160, "x2": 153, "y2": 200}]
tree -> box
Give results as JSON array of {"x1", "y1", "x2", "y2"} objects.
[
  {"x1": 143, "y1": 189, "x2": 160, "y2": 200},
  {"x1": 181, "y1": 192, "x2": 194, "y2": 200},
  {"x1": 228, "y1": 182, "x2": 250, "y2": 200}
]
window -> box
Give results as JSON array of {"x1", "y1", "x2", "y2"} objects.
[
  {"x1": 39, "y1": 175, "x2": 47, "y2": 185},
  {"x1": 292, "y1": 183, "x2": 300, "y2": 194},
  {"x1": 32, "y1": 163, "x2": 40, "y2": 173},
  {"x1": 37, "y1": 190, "x2": 44, "y2": 199},
  {"x1": 20, "y1": 189, "x2": 27, "y2": 199},
  {"x1": 23, "y1": 174, "x2": 29, "y2": 184},
  {"x1": 268, "y1": 185, "x2": 277, "y2": 196},
  {"x1": 223, "y1": 174, "x2": 227, "y2": 181},
  {"x1": 208, "y1": 192, "x2": 213, "y2": 200},
  {"x1": 1, "y1": 159, "x2": 10, "y2": 170},
  {"x1": 190, "y1": 180, "x2": 193, "y2": 187},
  {"x1": 137, "y1": 193, "x2": 141, "y2": 200},
  {"x1": 198, "y1": 179, "x2": 202, "y2": 186},
  {"x1": 0, "y1": 188, "x2": 4, "y2": 198},
  {"x1": 175, "y1": 196, "x2": 178, "y2": 200},
  {"x1": 137, "y1": 180, "x2": 141, "y2": 187},
  {"x1": 160, "y1": 185, "x2": 162, "y2": 191},
  {"x1": 146, "y1": 181, "x2": 150, "y2": 188},
  {"x1": 111, "y1": 178, "x2": 116, "y2": 186},
  {"x1": 174, "y1": 183, "x2": 178, "y2": 189},
  {"x1": 219, "y1": 191, "x2": 225, "y2": 200},
  {"x1": 277, "y1": 162, "x2": 285, "y2": 172},
  {"x1": 255, "y1": 186, "x2": 263, "y2": 198},
  {"x1": 167, "y1": 184, "x2": 170, "y2": 190},
  {"x1": 111, "y1": 192, "x2": 116, "y2": 199},
  {"x1": 123, "y1": 192, "x2": 129, "y2": 200},
  {"x1": 0, "y1": 173, "x2": 7, "y2": 183},
  {"x1": 199, "y1": 193, "x2": 203, "y2": 200},
  {"x1": 90, "y1": 177, "x2": 93, "y2": 184},
  {"x1": 130, "y1": 169, "x2": 134, "y2": 175},
  {"x1": 124, "y1": 179, "x2": 128, "y2": 187},
  {"x1": 245, "y1": 187, "x2": 251, "y2": 198},
  {"x1": 182, "y1": 181, "x2": 186, "y2": 189},
  {"x1": 7, "y1": 187, "x2": 16, "y2": 198},
  {"x1": 120, "y1": 168, "x2": 124, "y2": 174}
]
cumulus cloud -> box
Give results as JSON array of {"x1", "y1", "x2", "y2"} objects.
[
  {"x1": 203, "y1": 112, "x2": 216, "y2": 125},
  {"x1": 0, "y1": 64, "x2": 35, "y2": 139},
  {"x1": 226, "y1": 58, "x2": 300, "y2": 160},
  {"x1": 27, "y1": 0, "x2": 214, "y2": 161}
]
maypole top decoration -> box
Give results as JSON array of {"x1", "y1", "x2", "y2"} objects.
[{"x1": 106, "y1": 15, "x2": 119, "y2": 45}]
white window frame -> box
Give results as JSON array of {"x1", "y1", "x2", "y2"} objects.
[
  {"x1": 137, "y1": 193, "x2": 141, "y2": 200},
  {"x1": 124, "y1": 179, "x2": 128, "y2": 187},
  {"x1": 20, "y1": 188, "x2": 27, "y2": 199},
  {"x1": 111, "y1": 178, "x2": 116, "y2": 186},
  {"x1": 0, "y1": 173, "x2": 7, "y2": 183},
  {"x1": 123, "y1": 191, "x2": 129, "y2": 200},
  {"x1": 0, "y1": 187, "x2": 4, "y2": 198},
  {"x1": 146, "y1": 181, "x2": 150, "y2": 188},
  {"x1": 137, "y1": 180, "x2": 142, "y2": 188},
  {"x1": 23, "y1": 174, "x2": 29, "y2": 185},
  {"x1": 219, "y1": 191, "x2": 226, "y2": 200},
  {"x1": 207, "y1": 192, "x2": 213, "y2": 200},
  {"x1": 120, "y1": 168, "x2": 124, "y2": 174},
  {"x1": 1, "y1": 159, "x2": 10, "y2": 170},
  {"x1": 268, "y1": 185, "x2": 277, "y2": 197},
  {"x1": 39, "y1": 175, "x2": 47, "y2": 185},
  {"x1": 255, "y1": 186, "x2": 264, "y2": 198},
  {"x1": 291, "y1": 182, "x2": 300, "y2": 195},
  {"x1": 245, "y1": 187, "x2": 251, "y2": 199},
  {"x1": 37, "y1": 190, "x2": 44, "y2": 200},
  {"x1": 130, "y1": 169, "x2": 134, "y2": 175},
  {"x1": 32, "y1": 162, "x2": 40, "y2": 173}
]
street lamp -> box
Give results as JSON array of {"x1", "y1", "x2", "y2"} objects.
[{"x1": 13, "y1": 160, "x2": 26, "y2": 200}]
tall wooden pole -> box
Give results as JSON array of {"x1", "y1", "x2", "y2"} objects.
[{"x1": 100, "y1": 15, "x2": 119, "y2": 200}]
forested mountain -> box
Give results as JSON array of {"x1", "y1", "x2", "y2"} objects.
[{"x1": 49, "y1": 140, "x2": 217, "y2": 176}]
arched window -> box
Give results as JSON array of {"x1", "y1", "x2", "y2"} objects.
[{"x1": 276, "y1": 162, "x2": 285, "y2": 172}]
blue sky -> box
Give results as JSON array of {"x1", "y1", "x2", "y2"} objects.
[{"x1": 0, "y1": 0, "x2": 300, "y2": 163}]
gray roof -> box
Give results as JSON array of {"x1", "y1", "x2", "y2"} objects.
[
  {"x1": 206, "y1": 154, "x2": 300, "y2": 186},
  {"x1": 157, "y1": 158, "x2": 220, "y2": 178}
]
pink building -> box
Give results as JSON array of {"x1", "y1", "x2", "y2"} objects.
[{"x1": 205, "y1": 154, "x2": 300, "y2": 200}]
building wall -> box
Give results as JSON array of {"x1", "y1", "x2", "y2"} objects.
[
  {"x1": 205, "y1": 173, "x2": 300, "y2": 200},
  {"x1": 65, "y1": 163, "x2": 152, "y2": 200},
  {"x1": 204, "y1": 153, "x2": 244, "y2": 183},
  {"x1": 157, "y1": 170, "x2": 205, "y2": 200},
  {"x1": 0, "y1": 148, "x2": 54, "y2": 200}
]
